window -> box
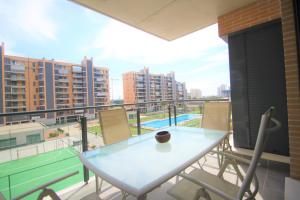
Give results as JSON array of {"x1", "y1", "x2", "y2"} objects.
[
  {"x1": 26, "y1": 134, "x2": 41, "y2": 144},
  {"x1": 0, "y1": 138, "x2": 16, "y2": 149}
]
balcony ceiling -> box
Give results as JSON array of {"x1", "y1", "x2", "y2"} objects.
[{"x1": 72, "y1": 0, "x2": 256, "y2": 41}]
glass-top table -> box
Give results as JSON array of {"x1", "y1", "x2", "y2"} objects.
[{"x1": 79, "y1": 126, "x2": 226, "y2": 199}]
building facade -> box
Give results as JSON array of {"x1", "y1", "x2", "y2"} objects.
[
  {"x1": 217, "y1": 84, "x2": 231, "y2": 98},
  {"x1": 123, "y1": 67, "x2": 187, "y2": 112},
  {"x1": 0, "y1": 122, "x2": 45, "y2": 150},
  {"x1": 218, "y1": 0, "x2": 300, "y2": 178},
  {"x1": 190, "y1": 88, "x2": 202, "y2": 99},
  {"x1": 0, "y1": 43, "x2": 109, "y2": 125}
]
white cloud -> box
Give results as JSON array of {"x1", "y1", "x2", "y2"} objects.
[
  {"x1": 173, "y1": 49, "x2": 229, "y2": 96},
  {"x1": 0, "y1": 0, "x2": 57, "y2": 41},
  {"x1": 90, "y1": 19, "x2": 229, "y2": 97},
  {"x1": 92, "y1": 20, "x2": 227, "y2": 64},
  {"x1": 177, "y1": 50, "x2": 229, "y2": 79}
]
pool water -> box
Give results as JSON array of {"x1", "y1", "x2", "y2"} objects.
[{"x1": 141, "y1": 114, "x2": 200, "y2": 129}]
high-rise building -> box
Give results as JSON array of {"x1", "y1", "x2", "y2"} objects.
[
  {"x1": 123, "y1": 67, "x2": 187, "y2": 112},
  {"x1": 0, "y1": 43, "x2": 109, "y2": 125},
  {"x1": 190, "y1": 88, "x2": 202, "y2": 99},
  {"x1": 217, "y1": 84, "x2": 230, "y2": 98}
]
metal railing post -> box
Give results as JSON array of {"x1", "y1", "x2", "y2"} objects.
[
  {"x1": 199, "y1": 102, "x2": 203, "y2": 114},
  {"x1": 173, "y1": 105, "x2": 177, "y2": 126},
  {"x1": 168, "y1": 105, "x2": 172, "y2": 126},
  {"x1": 8, "y1": 175, "x2": 11, "y2": 200},
  {"x1": 137, "y1": 107, "x2": 141, "y2": 135},
  {"x1": 80, "y1": 116, "x2": 89, "y2": 183}
]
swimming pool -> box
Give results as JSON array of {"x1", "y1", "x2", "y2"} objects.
[{"x1": 141, "y1": 114, "x2": 200, "y2": 129}]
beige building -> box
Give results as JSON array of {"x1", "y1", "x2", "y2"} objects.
[
  {"x1": 0, "y1": 122, "x2": 45, "y2": 149},
  {"x1": 190, "y1": 88, "x2": 202, "y2": 99},
  {"x1": 123, "y1": 67, "x2": 187, "y2": 112},
  {"x1": 0, "y1": 44, "x2": 110, "y2": 125}
]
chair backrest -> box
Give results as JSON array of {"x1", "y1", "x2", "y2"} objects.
[
  {"x1": 98, "y1": 108, "x2": 131, "y2": 145},
  {"x1": 237, "y1": 107, "x2": 281, "y2": 199},
  {"x1": 201, "y1": 101, "x2": 231, "y2": 132}
]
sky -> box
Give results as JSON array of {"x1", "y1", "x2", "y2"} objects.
[{"x1": 0, "y1": 0, "x2": 230, "y2": 99}]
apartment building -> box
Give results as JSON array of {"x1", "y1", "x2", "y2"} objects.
[
  {"x1": 123, "y1": 67, "x2": 187, "y2": 112},
  {"x1": 190, "y1": 88, "x2": 202, "y2": 99},
  {"x1": 0, "y1": 43, "x2": 109, "y2": 125},
  {"x1": 217, "y1": 84, "x2": 230, "y2": 98}
]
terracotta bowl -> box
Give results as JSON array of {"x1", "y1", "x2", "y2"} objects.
[{"x1": 155, "y1": 131, "x2": 171, "y2": 143}]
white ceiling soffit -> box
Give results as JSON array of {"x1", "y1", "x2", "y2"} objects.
[{"x1": 72, "y1": 0, "x2": 256, "y2": 41}]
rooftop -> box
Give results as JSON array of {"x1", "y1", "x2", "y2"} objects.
[{"x1": 0, "y1": 122, "x2": 45, "y2": 135}]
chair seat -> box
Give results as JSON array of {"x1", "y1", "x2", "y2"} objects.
[{"x1": 167, "y1": 169, "x2": 239, "y2": 200}]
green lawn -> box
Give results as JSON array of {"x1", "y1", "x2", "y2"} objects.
[
  {"x1": 187, "y1": 107, "x2": 202, "y2": 114},
  {"x1": 179, "y1": 118, "x2": 202, "y2": 128},
  {"x1": 0, "y1": 148, "x2": 87, "y2": 200}
]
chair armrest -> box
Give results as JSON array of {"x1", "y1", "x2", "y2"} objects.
[
  {"x1": 210, "y1": 151, "x2": 260, "y2": 198},
  {"x1": 268, "y1": 118, "x2": 281, "y2": 132},
  {"x1": 179, "y1": 173, "x2": 237, "y2": 200},
  {"x1": 12, "y1": 171, "x2": 79, "y2": 200},
  {"x1": 211, "y1": 150, "x2": 252, "y2": 165}
]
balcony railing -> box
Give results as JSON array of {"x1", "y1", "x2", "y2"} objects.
[
  {"x1": 72, "y1": 74, "x2": 85, "y2": 78},
  {"x1": 0, "y1": 98, "x2": 228, "y2": 199},
  {"x1": 55, "y1": 79, "x2": 69, "y2": 83}
]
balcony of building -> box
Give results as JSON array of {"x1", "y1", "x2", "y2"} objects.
[
  {"x1": 56, "y1": 99, "x2": 70, "y2": 104},
  {"x1": 55, "y1": 78, "x2": 69, "y2": 83},
  {"x1": 0, "y1": 0, "x2": 299, "y2": 199},
  {"x1": 4, "y1": 99, "x2": 288, "y2": 199},
  {"x1": 73, "y1": 90, "x2": 87, "y2": 95},
  {"x1": 6, "y1": 88, "x2": 25, "y2": 95},
  {"x1": 72, "y1": 79, "x2": 85, "y2": 84},
  {"x1": 94, "y1": 77, "x2": 106, "y2": 82},
  {"x1": 94, "y1": 83, "x2": 105, "y2": 88},
  {"x1": 95, "y1": 92, "x2": 108, "y2": 97},
  {"x1": 55, "y1": 85, "x2": 69, "y2": 90},
  {"x1": 73, "y1": 103, "x2": 85, "y2": 107},
  {"x1": 94, "y1": 71, "x2": 104, "y2": 76},
  {"x1": 73, "y1": 95, "x2": 85, "y2": 100},
  {"x1": 4, "y1": 65, "x2": 26, "y2": 74}
]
